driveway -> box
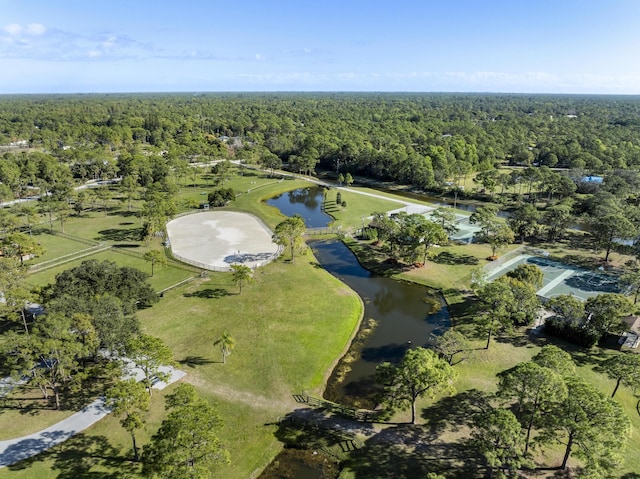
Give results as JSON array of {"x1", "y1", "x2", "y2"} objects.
[{"x1": 0, "y1": 365, "x2": 185, "y2": 467}]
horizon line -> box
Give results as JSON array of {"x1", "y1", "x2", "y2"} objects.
[{"x1": 2, "y1": 90, "x2": 640, "y2": 97}]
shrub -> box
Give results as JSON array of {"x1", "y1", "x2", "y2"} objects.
[
  {"x1": 544, "y1": 317, "x2": 600, "y2": 347},
  {"x1": 208, "y1": 188, "x2": 235, "y2": 207}
]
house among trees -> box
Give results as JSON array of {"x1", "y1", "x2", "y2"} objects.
[
  {"x1": 619, "y1": 316, "x2": 640, "y2": 349},
  {"x1": 581, "y1": 175, "x2": 604, "y2": 184}
]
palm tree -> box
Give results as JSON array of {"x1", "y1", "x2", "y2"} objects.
[
  {"x1": 143, "y1": 250, "x2": 167, "y2": 277},
  {"x1": 215, "y1": 332, "x2": 235, "y2": 364},
  {"x1": 230, "y1": 264, "x2": 252, "y2": 294}
]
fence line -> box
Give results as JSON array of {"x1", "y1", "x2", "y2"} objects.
[
  {"x1": 298, "y1": 391, "x2": 381, "y2": 423},
  {"x1": 165, "y1": 210, "x2": 284, "y2": 271},
  {"x1": 157, "y1": 276, "x2": 198, "y2": 295},
  {"x1": 108, "y1": 246, "x2": 203, "y2": 274},
  {"x1": 50, "y1": 230, "x2": 101, "y2": 246},
  {"x1": 29, "y1": 244, "x2": 111, "y2": 273},
  {"x1": 170, "y1": 245, "x2": 283, "y2": 272}
]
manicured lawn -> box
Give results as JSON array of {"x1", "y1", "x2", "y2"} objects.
[
  {"x1": 58, "y1": 209, "x2": 145, "y2": 246},
  {"x1": 0, "y1": 174, "x2": 364, "y2": 478},
  {"x1": 26, "y1": 248, "x2": 195, "y2": 292},
  {"x1": 322, "y1": 187, "x2": 403, "y2": 229},
  {"x1": 2, "y1": 171, "x2": 639, "y2": 478},
  {"x1": 26, "y1": 229, "x2": 96, "y2": 265},
  {"x1": 0, "y1": 252, "x2": 362, "y2": 479}
]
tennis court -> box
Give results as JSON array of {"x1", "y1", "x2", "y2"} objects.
[{"x1": 486, "y1": 254, "x2": 620, "y2": 301}]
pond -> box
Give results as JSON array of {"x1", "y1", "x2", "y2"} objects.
[
  {"x1": 261, "y1": 186, "x2": 450, "y2": 478},
  {"x1": 311, "y1": 240, "x2": 450, "y2": 408},
  {"x1": 258, "y1": 448, "x2": 340, "y2": 479},
  {"x1": 266, "y1": 186, "x2": 333, "y2": 227},
  {"x1": 267, "y1": 187, "x2": 450, "y2": 407}
]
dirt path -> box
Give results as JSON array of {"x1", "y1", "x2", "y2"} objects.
[{"x1": 187, "y1": 376, "x2": 298, "y2": 414}]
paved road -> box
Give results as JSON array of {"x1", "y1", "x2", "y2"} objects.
[
  {"x1": 244, "y1": 164, "x2": 435, "y2": 217},
  {"x1": 0, "y1": 167, "x2": 432, "y2": 468},
  {"x1": 0, "y1": 178, "x2": 122, "y2": 209},
  {"x1": 0, "y1": 365, "x2": 185, "y2": 468},
  {"x1": 0, "y1": 398, "x2": 110, "y2": 467}
]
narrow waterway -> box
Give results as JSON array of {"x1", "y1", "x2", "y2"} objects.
[
  {"x1": 311, "y1": 239, "x2": 450, "y2": 408},
  {"x1": 260, "y1": 186, "x2": 451, "y2": 478},
  {"x1": 267, "y1": 186, "x2": 450, "y2": 407}
]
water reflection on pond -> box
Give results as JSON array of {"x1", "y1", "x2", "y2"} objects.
[
  {"x1": 266, "y1": 186, "x2": 332, "y2": 227},
  {"x1": 267, "y1": 186, "x2": 451, "y2": 407},
  {"x1": 311, "y1": 240, "x2": 450, "y2": 408}
]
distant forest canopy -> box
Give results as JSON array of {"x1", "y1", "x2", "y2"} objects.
[{"x1": 1, "y1": 92, "x2": 640, "y2": 193}]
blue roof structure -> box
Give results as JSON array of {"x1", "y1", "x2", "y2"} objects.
[{"x1": 581, "y1": 175, "x2": 603, "y2": 183}]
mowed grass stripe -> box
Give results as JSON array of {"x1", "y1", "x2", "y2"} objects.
[{"x1": 27, "y1": 249, "x2": 194, "y2": 292}]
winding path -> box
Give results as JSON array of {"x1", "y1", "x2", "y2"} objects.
[
  {"x1": 0, "y1": 365, "x2": 185, "y2": 468},
  {"x1": 0, "y1": 398, "x2": 110, "y2": 467},
  {"x1": 0, "y1": 168, "x2": 431, "y2": 468}
]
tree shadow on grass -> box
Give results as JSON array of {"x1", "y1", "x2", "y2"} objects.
[
  {"x1": 0, "y1": 395, "x2": 48, "y2": 416},
  {"x1": 569, "y1": 346, "x2": 611, "y2": 369},
  {"x1": 420, "y1": 389, "x2": 493, "y2": 436},
  {"x1": 106, "y1": 209, "x2": 138, "y2": 218},
  {"x1": 183, "y1": 288, "x2": 230, "y2": 299},
  {"x1": 494, "y1": 332, "x2": 535, "y2": 348},
  {"x1": 446, "y1": 295, "x2": 477, "y2": 327},
  {"x1": 6, "y1": 375, "x2": 107, "y2": 415},
  {"x1": 178, "y1": 356, "x2": 216, "y2": 368},
  {"x1": 344, "y1": 429, "x2": 482, "y2": 479},
  {"x1": 432, "y1": 251, "x2": 480, "y2": 266},
  {"x1": 9, "y1": 432, "x2": 131, "y2": 478},
  {"x1": 96, "y1": 227, "x2": 143, "y2": 242}
]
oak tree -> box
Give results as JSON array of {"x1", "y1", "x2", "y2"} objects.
[{"x1": 376, "y1": 347, "x2": 457, "y2": 424}]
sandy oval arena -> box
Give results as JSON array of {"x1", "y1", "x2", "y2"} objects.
[{"x1": 166, "y1": 211, "x2": 281, "y2": 270}]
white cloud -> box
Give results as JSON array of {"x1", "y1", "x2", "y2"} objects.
[
  {"x1": 255, "y1": 53, "x2": 262, "y2": 60},
  {"x1": 88, "y1": 50, "x2": 102, "y2": 58},
  {"x1": 25, "y1": 24, "x2": 46, "y2": 35},
  {"x1": 3, "y1": 23, "x2": 46, "y2": 36},
  {"x1": 101, "y1": 36, "x2": 117, "y2": 49},
  {"x1": 3, "y1": 24, "x2": 22, "y2": 35}
]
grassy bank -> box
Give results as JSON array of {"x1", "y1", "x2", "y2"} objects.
[
  {"x1": 0, "y1": 170, "x2": 364, "y2": 479},
  {"x1": 2, "y1": 168, "x2": 639, "y2": 477}
]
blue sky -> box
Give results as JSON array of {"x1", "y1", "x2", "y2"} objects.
[{"x1": 1, "y1": 0, "x2": 639, "y2": 94}]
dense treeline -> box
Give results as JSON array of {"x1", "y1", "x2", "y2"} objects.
[
  {"x1": 2, "y1": 92, "x2": 640, "y2": 258},
  {"x1": 0, "y1": 93, "x2": 640, "y2": 258},
  {"x1": 2, "y1": 93, "x2": 640, "y2": 191}
]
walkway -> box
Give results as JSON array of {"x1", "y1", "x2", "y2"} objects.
[
  {"x1": 0, "y1": 365, "x2": 185, "y2": 468},
  {"x1": 243, "y1": 164, "x2": 435, "y2": 217}
]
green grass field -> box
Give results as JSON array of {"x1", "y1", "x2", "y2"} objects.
[
  {"x1": 27, "y1": 247, "x2": 194, "y2": 291},
  {"x1": 1, "y1": 167, "x2": 639, "y2": 478}
]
